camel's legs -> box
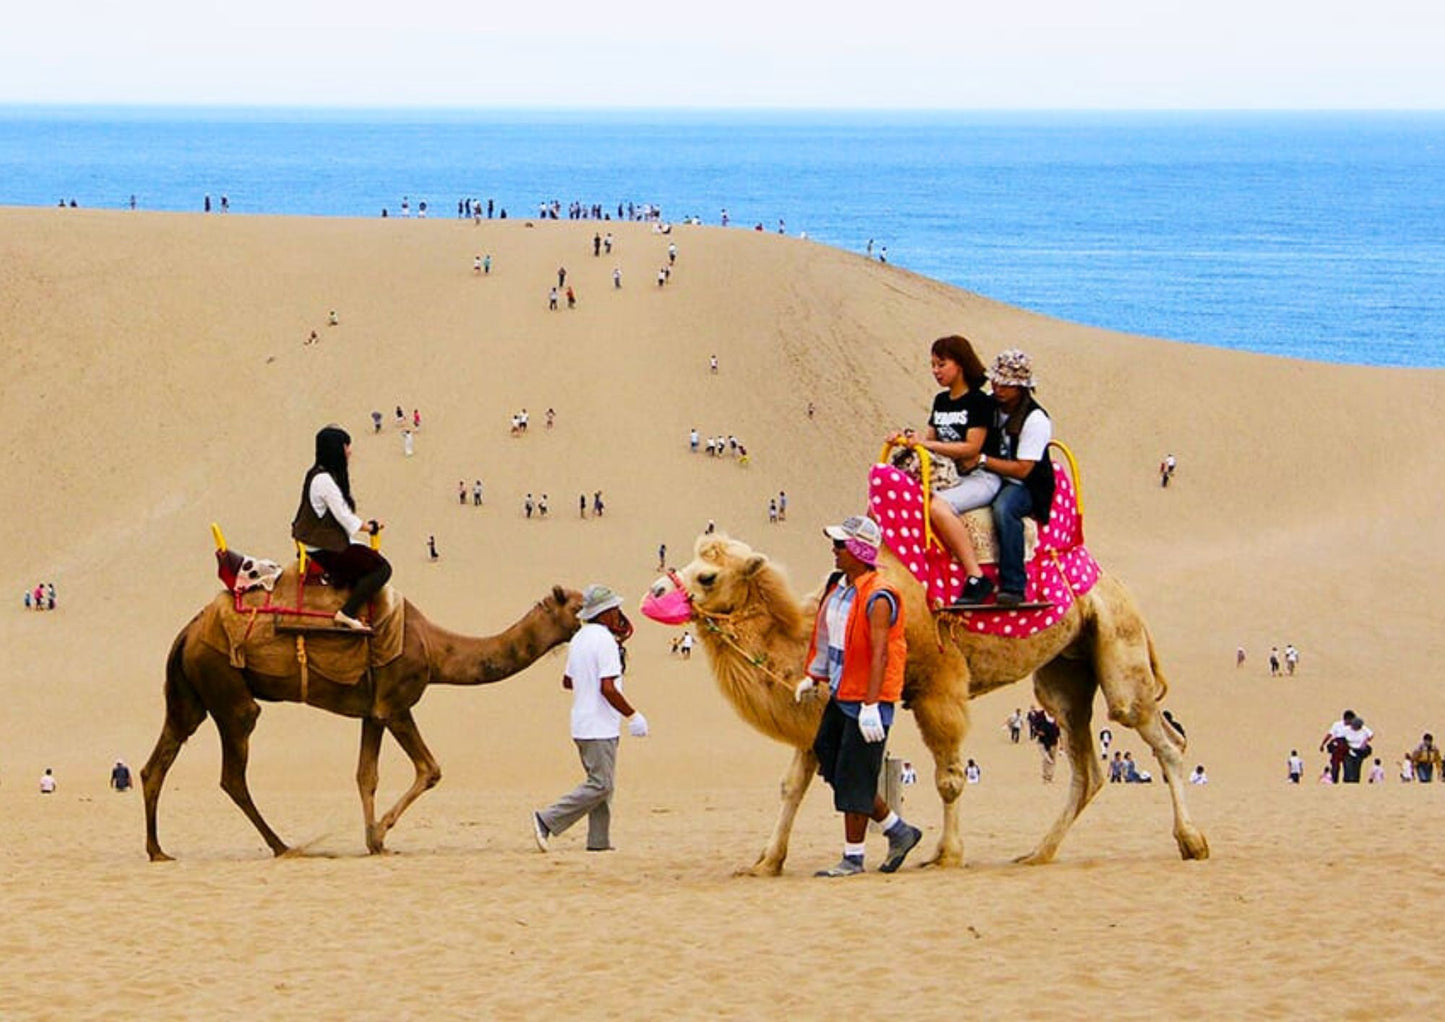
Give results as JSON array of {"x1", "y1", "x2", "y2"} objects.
[
  {"x1": 1092, "y1": 614, "x2": 1209, "y2": 861},
  {"x1": 357, "y1": 718, "x2": 386, "y2": 854},
  {"x1": 910, "y1": 686, "x2": 971, "y2": 868},
  {"x1": 210, "y1": 699, "x2": 287, "y2": 861},
  {"x1": 142, "y1": 629, "x2": 209, "y2": 862},
  {"x1": 1018, "y1": 657, "x2": 1104, "y2": 865},
  {"x1": 739, "y1": 746, "x2": 818, "y2": 877},
  {"x1": 372, "y1": 710, "x2": 442, "y2": 845},
  {"x1": 215, "y1": 698, "x2": 289, "y2": 857}
]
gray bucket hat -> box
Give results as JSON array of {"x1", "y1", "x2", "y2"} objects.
[{"x1": 579, "y1": 583, "x2": 624, "y2": 621}]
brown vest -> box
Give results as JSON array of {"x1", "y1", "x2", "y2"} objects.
[{"x1": 291, "y1": 467, "x2": 352, "y2": 552}]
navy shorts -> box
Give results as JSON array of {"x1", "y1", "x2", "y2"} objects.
[{"x1": 813, "y1": 698, "x2": 888, "y2": 815}]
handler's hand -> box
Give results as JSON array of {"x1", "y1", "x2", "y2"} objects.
[
  {"x1": 794, "y1": 678, "x2": 817, "y2": 703},
  {"x1": 858, "y1": 703, "x2": 886, "y2": 743},
  {"x1": 628, "y1": 712, "x2": 650, "y2": 738}
]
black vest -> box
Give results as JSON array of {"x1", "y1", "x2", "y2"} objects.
[
  {"x1": 291, "y1": 467, "x2": 352, "y2": 552},
  {"x1": 1000, "y1": 396, "x2": 1056, "y2": 526}
]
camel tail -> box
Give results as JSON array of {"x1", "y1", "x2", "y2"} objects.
[
  {"x1": 1146, "y1": 627, "x2": 1169, "y2": 705},
  {"x1": 163, "y1": 618, "x2": 208, "y2": 732}
]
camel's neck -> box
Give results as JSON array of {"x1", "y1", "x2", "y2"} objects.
[{"x1": 423, "y1": 606, "x2": 570, "y2": 685}]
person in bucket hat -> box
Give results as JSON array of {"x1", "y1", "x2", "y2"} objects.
[
  {"x1": 793, "y1": 515, "x2": 923, "y2": 877},
  {"x1": 971, "y1": 349, "x2": 1056, "y2": 606},
  {"x1": 532, "y1": 584, "x2": 647, "y2": 853}
]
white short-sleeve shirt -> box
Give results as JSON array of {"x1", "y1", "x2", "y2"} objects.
[{"x1": 566, "y1": 622, "x2": 625, "y2": 739}]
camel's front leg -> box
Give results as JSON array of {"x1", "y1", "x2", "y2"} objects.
[
  {"x1": 1136, "y1": 710, "x2": 1210, "y2": 861},
  {"x1": 373, "y1": 711, "x2": 442, "y2": 847},
  {"x1": 356, "y1": 718, "x2": 386, "y2": 853},
  {"x1": 737, "y1": 747, "x2": 817, "y2": 877}
]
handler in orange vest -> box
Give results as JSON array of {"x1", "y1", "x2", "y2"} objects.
[{"x1": 795, "y1": 514, "x2": 923, "y2": 877}]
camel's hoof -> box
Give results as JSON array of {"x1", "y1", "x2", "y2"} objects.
[
  {"x1": 1178, "y1": 832, "x2": 1210, "y2": 861},
  {"x1": 366, "y1": 827, "x2": 387, "y2": 855},
  {"x1": 1013, "y1": 849, "x2": 1054, "y2": 866},
  {"x1": 921, "y1": 845, "x2": 964, "y2": 869},
  {"x1": 147, "y1": 849, "x2": 174, "y2": 863},
  {"x1": 733, "y1": 860, "x2": 783, "y2": 878},
  {"x1": 274, "y1": 845, "x2": 299, "y2": 858}
]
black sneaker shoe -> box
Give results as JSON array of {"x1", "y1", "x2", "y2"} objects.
[
  {"x1": 996, "y1": 590, "x2": 1026, "y2": 607},
  {"x1": 954, "y1": 575, "x2": 994, "y2": 605},
  {"x1": 878, "y1": 823, "x2": 923, "y2": 873}
]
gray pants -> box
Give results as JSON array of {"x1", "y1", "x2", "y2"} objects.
[{"x1": 539, "y1": 738, "x2": 617, "y2": 850}]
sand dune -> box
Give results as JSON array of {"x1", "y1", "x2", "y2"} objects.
[{"x1": 2, "y1": 207, "x2": 1442, "y2": 1018}]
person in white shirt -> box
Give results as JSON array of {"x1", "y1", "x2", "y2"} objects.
[
  {"x1": 1287, "y1": 750, "x2": 1304, "y2": 783},
  {"x1": 39, "y1": 768, "x2": 56, "y2": 794},
  {"x1": 1190, "y1": 765, "x2": 1208, "y2": 785},
  {"x1": 533, "y1": 585, "x2": 646, "y2": 853},
  {"x1": 1368, "y1": 759, "x2": 1386, "y2": 784},
  {"x1": 290, "y1": 426, "x2": 391, "y2": 630},
  {"x1": 977, "y1": 349, "x2": 1055, "y2": 605},
  {"x1": 900, "y1": 761, "x2": 918, "y2": 785},
  {"x1": 965, "y1": 759, "x2": 981, "y2": 784}
]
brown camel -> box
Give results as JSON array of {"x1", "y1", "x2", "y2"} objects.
[
  {"x1": 142, "y1": 584, "x2": 583, "y2": 861},
  {"x1": 648, "y1": 534, "x2": 1208, "y2": 875}
]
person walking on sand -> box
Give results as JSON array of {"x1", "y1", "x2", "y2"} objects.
[
  {"x1": 539, "y1": 494, "x2": 549, "y2": 518},
  {"x1": 579, "y1": 493, "x2": 588, "y2": 519},
  {"x1": 402, "y1": 429, "x2": 414, "y2": 457},
  {"x1": 111, "y1": 760, "x2": 132, "y2": 792},
  {"x1": 1413, "y1": 733, "x2": 1441, "y2": 783},
  {"x1": 1236, "y1": 645, "x2": 1246, "y2": 668},
  {"x1": 1269, "y1": 647, "x2": 1281, "y2": 676},
  {"x1": 474, "y1": 254, "x2": 482, "y2": 275},
  {"x1": 524, "y1": 493, "x2": 534, "y2": 520},
  {"x1": 679, "y1": 630, "x2": 693, "y2": 660},
  {"x1": 613, "y1": 267, "x2": 622, "y2": 289},
  {"x1": 1006, "y1": 708, "x2": 1023, "y2": 743},
  {"x1": 778, "y1": 491, "x2": 788, "y2": 521},
  {"x1": 793, "y1": 515, "x2": 922, "y2": 877},
  {"x1": 593, "y1": 491, "x2": 604, "y2": 517},
  {"x1": 427, "y1": 535, "x2": 439, "y2": 561},
  {"x1": 548, "y1": 287, "x2": 559, "y2": 310},
  {"x1": 1285, "y1": 644, "x2": 1299, "y2": 675},
  {"x1": 532, "y1": 585, "x2": 647, "y2": 853},
  {"x1": 1288, "y1": 749, "x2": 1304, "y2": 784},
  {"x1": 473, "y1": 480, "x2": 483, "y2": 506},
  {"x1": 39, "y1": 768, "x2": 56, "y2": 794},
  {"x1": 483, "y1": 253, "x2": 492, "y2": 274},
  {"x1": 657, "y1": 543, "x2": 667, "y2": 571},
  {"x1": 371, "y1": 410, "x2": 383, "y2": 434}
]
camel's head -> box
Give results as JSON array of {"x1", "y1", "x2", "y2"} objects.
[
  {"x1": 641, "y1": 533, "x2": 770, "y2": 625},
  {"x1": 540, "y1": 585, "x2": 586, "y2": 639}
]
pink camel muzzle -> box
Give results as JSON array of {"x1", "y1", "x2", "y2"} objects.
[{"x1": 641, "y1": 572, "x2": 695, "y2": 625}]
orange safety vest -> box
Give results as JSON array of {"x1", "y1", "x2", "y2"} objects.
[{"x1": 807, "y1": 570, "x2": 907, "y2": 704}]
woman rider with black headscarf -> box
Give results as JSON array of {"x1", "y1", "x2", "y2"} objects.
[{"x1": 291, "y1": 425, "x2": 392, "y2": 630}]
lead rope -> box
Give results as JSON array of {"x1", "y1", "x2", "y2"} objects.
[{"x1": 693, "y1": 609, "x2": 797, "y2": 691}]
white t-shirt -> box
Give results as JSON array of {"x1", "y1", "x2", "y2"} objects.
[
  {"x1": 997, "y1": 406, "x2": 1053, "y2": 485},
  {"x1": 566, "y1": 622, "x2": 625, "y2": 739},
  {"x1": 39, "y1": 774, "x2": 56, "y2": 793},
  {"x1": 1288, "y1": 755, "x2": 1304, "y2": 777},
  {"x1": 1190, "y1": 770, "x2": 1208, "y2": 785},
  {"x1": 308, "y1": 472, "x2": 365, "y2": 545},
  {"x1": 1343, "y1": 725, "x2": 1374, "y2": 751}
]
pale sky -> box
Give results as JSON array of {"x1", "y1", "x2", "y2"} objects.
[{"x1": 4, "y1": 0, "x2": 1441, "y2": 108}]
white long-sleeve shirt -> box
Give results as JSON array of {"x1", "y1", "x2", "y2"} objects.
[{"x1": 307, "y1": 471, "x2": 366, "y2": 547}]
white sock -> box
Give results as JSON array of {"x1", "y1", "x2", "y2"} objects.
[
  {"x1": 844, "y1": 841, "x2": 866, "y2": 860},
  {"x1": 879, "y1": 811, "x2": 900, "y2": 833}
]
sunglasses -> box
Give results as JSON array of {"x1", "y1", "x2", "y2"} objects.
[{"x1": 832, "y1": 539, "x2": 848, "y2": 550}]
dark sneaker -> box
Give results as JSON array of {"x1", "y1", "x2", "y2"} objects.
[
  {"x1": 813, "y1": 856, "x2": 865, "y2": 877},
  {"x1": 954, "y1": 575, "x2": 995, "y2": 605},
  {"x1": 996, "y1": 590, "x2": 1026, "y2": 607},
  {"x1": 878, "y1": 823, "x2": 923, "y2": 873},
  {"x1": 531, "y1": 811, "x2": 550, "y2": 852}
]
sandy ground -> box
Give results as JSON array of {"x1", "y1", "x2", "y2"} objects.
[{"x1": 2, "y1": 207, "x2": 1444, "y2": 1018}]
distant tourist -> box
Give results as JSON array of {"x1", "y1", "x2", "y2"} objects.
[
  {"x1": 1287, "y1": 749, "x2": 1304, "y2": 783},
  {"x1": 427, "y1": 535, "x2": 439, "y2": 561},
  {"x1": 111, "y1": 760, "x2": 132, "y2": 792},
  {"x1": 39, "y1": 768, "x2": 56, "y2": 794},
  {"x1": 1190, "y1": 765, "x2": 1208, "y2": 785}
]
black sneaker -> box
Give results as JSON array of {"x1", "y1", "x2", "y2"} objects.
[
  {"x1": 996, "y1": 590, "x2": 1026, "y2": 607},
  {"x1": 954, "y1": 575, "x2": 994, "y2": 605}
]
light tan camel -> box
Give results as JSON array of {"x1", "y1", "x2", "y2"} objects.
[
  {"x1": 142, "y1": 585, "x2": 583, "y2": 861},
  {"x1": 655, "y1": 534, "x2": 1208, "y2": 875}
]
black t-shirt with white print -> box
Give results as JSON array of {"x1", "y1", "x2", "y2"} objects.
[{"x1": 929, "y1": 388, "x2": 998, "y2": 461}]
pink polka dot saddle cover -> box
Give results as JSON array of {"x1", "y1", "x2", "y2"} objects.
[{"x1": 867, "y1": 458, "x2": 1101, "y2": 638}]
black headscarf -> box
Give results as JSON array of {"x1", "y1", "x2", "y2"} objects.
[{"x1": 314, "y1": 425, "x2": 355, "y2": 510}]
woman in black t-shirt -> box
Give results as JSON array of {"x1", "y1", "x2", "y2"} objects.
[{"x1": 889, "y1": 335, "x2": 1000, "y2": 604}]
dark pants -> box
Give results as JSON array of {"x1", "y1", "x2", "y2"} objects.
[
  {"x1": 311, "y1": 544, "x2": 392, "y2": 618},
  {"x1": 1342, "y1": 746, "x2": 1370, "y2": 783},
  {"x1": 813, "y1": 698, "x2": 888, "y2": 815},
  {"x1": 991, "y1": 482, "x2": 1035, "y2": 595},
  {"x1": 1419, "y1": 762, "x2": 1435, "y2": 783}
]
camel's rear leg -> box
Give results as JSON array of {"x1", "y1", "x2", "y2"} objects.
[
  {"x1": 142, "y1": 626, "x2": 208, "y2": 862},
  {"x1": 371, "y1": 710, "x2": 441, "y2": 847},
  {"x1": 1093, "y1": 598, "x2": 1209, "y2": 861},
  {"x1": 357, "y1": 718, "x2": 387, "y2": 854},
  {"x1": 1018, "y1": 657, "x2": 1104, "y2": 865},
  {"x1": 216, "y1": 696, "x2": 290, "y2": 857},
  {"x1": 738, "y1": 746, "x2": 817, "y2": 877},
  {"x1": 910, "y1": 685, "x2": 970, "y2": 868}
]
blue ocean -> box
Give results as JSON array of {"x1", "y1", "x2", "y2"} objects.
[{"x1": 3, "y1": 108, "x2": 1443, "y2": 367}]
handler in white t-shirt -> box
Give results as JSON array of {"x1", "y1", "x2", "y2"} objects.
[{"x1": 533, "y1": 584, "x2": 647, "y2": 853}]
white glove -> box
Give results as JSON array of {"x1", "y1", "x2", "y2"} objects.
[
  {"x1": 794, "y1": 678, "x2": 817, "y2": 703},
  {"x1": 858, "y1": 703, "x2": 886, "y2": 743},
  {"x1": 628, "y1": 712, "x2": 649, "y2": 738}
]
